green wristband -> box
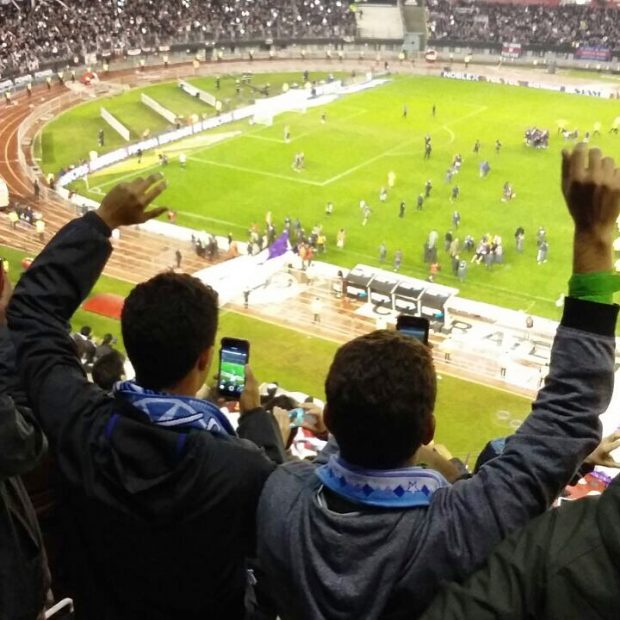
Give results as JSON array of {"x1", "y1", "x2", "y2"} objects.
[{"x1": 568, "y1": 272, "x2": 620, "y2": 305}]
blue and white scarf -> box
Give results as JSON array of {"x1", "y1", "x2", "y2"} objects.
[
  {"x1": 316, "y1": 454, "x2": 450, "y2": 508},
  {"x1": 114, "y1": 380, "x2": 236, "y2": 436}
]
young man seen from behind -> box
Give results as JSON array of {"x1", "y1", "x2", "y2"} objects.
[
  {"x1": 8, "y1": 174, "x2": 285, "y2": 620},
  {"x1": 256, "y1": 144, "x2": 619, "y2": 619}
]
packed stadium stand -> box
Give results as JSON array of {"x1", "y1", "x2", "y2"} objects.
[
  {"x1": 427, "y1": 0, "x2": 620, "y2": 50},
  {"x1": 2, "y1": 0, "x2": 620, "y2": 80},
  {"x1": 0, "y1": 0, "x2": 356, "y2": 78}
]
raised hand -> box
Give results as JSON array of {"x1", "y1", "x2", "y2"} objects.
[
  {"x1": 96, "y1": 173, "x2": 168, "y2": 230},
  {"x1": 584, "y1": 430, "x2": 620, "y2": 469},
  {"x1": 562, "y1": 144, "x2": 620, "y2": 273}
]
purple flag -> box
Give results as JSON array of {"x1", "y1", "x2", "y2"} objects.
[{"x1": 268, "y1": 231, "x2": 289, "y2": 260}]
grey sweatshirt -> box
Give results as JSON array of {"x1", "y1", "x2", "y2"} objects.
[{"x1": 256, "y1": 298, "x2": 617, "y2": 619}]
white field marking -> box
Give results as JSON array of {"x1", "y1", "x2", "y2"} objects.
[
  {"x1": 176, "y1": 210, "x2": 251, "y2": 230},
  {"x1": 441, "y1": 125, "x2": 456, "y2": 143},
  {"x1": 93, "y1": 104, "x2": 487, "y2": 193},
  {"x1": 91, "y1": 162, "x2": 163, "y2": 191},
  {"x1": 241, "y1": 107, "x2": 369, "y2": 146},
  {"x1": 318, "y1": 105, "x2": 489, "y2": 186},
  {"x1": 187, "y1": 156, "x2": 325, "y2": 186},
  {"x1": 242, "y1": 133, "x2": 284, "y2": 144}
]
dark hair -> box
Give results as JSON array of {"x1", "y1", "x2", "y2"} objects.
[
  {"x1": 325, "y1": 330, "x2": 436, "y2": 469},
  {"x1": 80, "y1": 326, "x2": 92, "y2": 337},
  {"x1": 121, "y1": 273, "x2": 219, "y2": 390},
  {"x1": 101, "y1": 333, "x2": 114, "y2": 345},
  {"x1": 92, "y1": 351, "x2": 126, "y2": 391}
]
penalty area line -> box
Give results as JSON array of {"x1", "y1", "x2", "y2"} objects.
[
  {"x1": 176, "y1": 210, "x2": 248, "y2": 230},
  {"x1": 187, "y1": 157, "x2": 324, "y2": 186},
  {"x1": 88, "y1": 161, "x2": 163, "y2": 190}
]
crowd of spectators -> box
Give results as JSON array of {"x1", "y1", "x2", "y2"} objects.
[
  {"x1": 427, "y1": 0, "x2": 620, "y2": 50},
  {"x1": 0, "y1": 0, "x2": 356, "y2": 78}
]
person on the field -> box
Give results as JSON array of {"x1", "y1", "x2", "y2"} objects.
[
  {"x1": 362, "y1": 204, "x2": 372, "y2": 226},
  {"x1": 495, "y1": 139, "x2": 502, "y2": 154},
  {"x1": 417, "y1": 194, "x2": 424, "y2": 211},
  {"x1": 515, "y1": 226, "x2": 525, "y2": 253},
  {"x1": 311, "y1": 297, "x2": 322, "y2": 324},
  {"x1": 379, "y1": 242, "x2": 387, "y2": 263},
  {"x1": 336, "y1": 228, "x2": 346, "y2": 250},
  {"x1": 393, "y1": 248, "x2": 402, "y2": 271},
  {"x1": 452, "y1": 210, "x2": 461, "y2": 229},
  {"x1": 255, "y1": 143, "x2": 620, "y2": 620},
  {"x1": 473, "y1": 139, "x2": 480, "y2": 154},
  {"x1": 501, "y1": 182, "x2": 516, "y2": 202},
  {"x1": 8, "y1": 174, "x2": 285, "y2": 619},
  {"x1": 425, "y1": 179, "x2": 432, "y2": 198},
  {"x1": 399, "y1": 200, "x2": 406, "y2": 218},
  {"x1": 451, "y1": 185, "x2": 460, "y2": 202},
  {"x1": 537, "y1": 239, "x2": 549, "y2": 264}
]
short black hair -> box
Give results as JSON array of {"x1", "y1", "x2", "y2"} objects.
[
  {"x1": 325, "y1": 330, "x2": 436, "y2": 469},
  {"x1": 121, "y1": 273, "x2": 219, "y2": 390},
  {"x1": 92, "y1": 351, "x2": 125, "y2": 391}
]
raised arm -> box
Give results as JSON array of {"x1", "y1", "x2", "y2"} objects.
[
  {"x1": 436, "y1": 144, "x2": 619, "y2": 577},
  {"x1": 7, "y1": 175, "x2": 166, "y2": 443}
]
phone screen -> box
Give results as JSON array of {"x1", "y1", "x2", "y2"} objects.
[
  {"x1": 218, "y1": 339, "x2": 249, "y2": 399},
  {"x1": 396, "y1": 316, "x2": 429, "y2": 345}
]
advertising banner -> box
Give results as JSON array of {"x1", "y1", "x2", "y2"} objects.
[
  {"x1": 502, "y1": 42, "x2": 522, "y2": 59},
  {"x1": 575, "y1": 46, "x2": 611, "y2": 61}
]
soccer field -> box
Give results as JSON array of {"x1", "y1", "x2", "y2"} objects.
[{"x1": 43, "y1": 72, "x2": 620, "y2": 318}]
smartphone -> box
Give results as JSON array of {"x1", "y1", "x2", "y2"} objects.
[
  {"x1": 396, "y1": 315, "x2": 429, "y2": 345},
  {"x1": 289, "y1": 407, "x2": 322, "y2": 432},
  {"x1": 217, "y1": 337, "x2": 250, "y2": 399}
]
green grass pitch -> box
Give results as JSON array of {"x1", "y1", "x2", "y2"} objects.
[{"x1": 41, "y1": 71, "x2": 620, "y2": 322}]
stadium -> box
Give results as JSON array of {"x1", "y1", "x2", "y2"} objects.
[{"x1": 1, "y1": 0, "x2": 620, "y2": 618}]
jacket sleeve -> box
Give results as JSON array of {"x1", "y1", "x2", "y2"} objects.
[
  {"x1": 420, "y1": 509, "x2": 556, "y2": 620},
  {"x1": 0, "y1": 325, "x2": 47, "y2": 480},
  {"x1": 7, "y1": 212, "x2": 112, "y2": 455},
  {"x1": 237, "y1": 407, "x2": 286, "y2": 464},
  {"x1": 435, "y1": 297, "x2": 616, "y2": 580}
]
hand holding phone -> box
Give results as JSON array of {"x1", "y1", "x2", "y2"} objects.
[
  {"x1": 217, "y1": 337, "x2": 250, "y2": 400},
  {"x1": 396, "y1": 314, "x2": 430, "y2": 344}
]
